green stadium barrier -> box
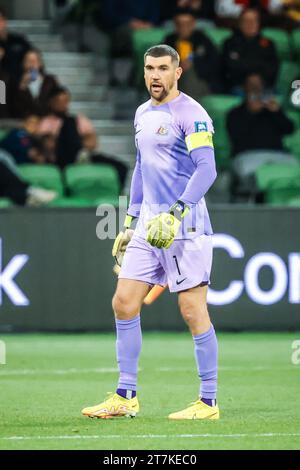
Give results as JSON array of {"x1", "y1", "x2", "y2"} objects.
[
  {"x1": 64, "y1": 163, "x2": 120, "y2": 202},
  {"x1": 262, "y1": 28, "x2": 292, "y2": 61},
  {"x1": 18, "y1": 164, "x2": 64, "y2": 196},
  {"x1": 256, "y1": 163, "x2": 300, "y2": 191}
]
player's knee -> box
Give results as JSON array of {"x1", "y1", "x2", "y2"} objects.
[
  {"x1": 112, "y1": 292, "x2": 140, "y2": 320},
  {"x1": 178, "y1": 297, "x2": 207, "y2": 325}
]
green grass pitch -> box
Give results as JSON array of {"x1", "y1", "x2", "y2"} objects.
[{"x1": 0, "y1": 332, "x2": 300, "y2": 450}]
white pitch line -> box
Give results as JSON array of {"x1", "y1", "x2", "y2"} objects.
[
  {"x1": 1, "y1": 433, "x2": 300, "y2": 441},
  {"x1": 157, "y1": 366, "x2": 298, "y2": 372},
  {"x1": 0, "y1": 367, "x2": 119, "y2": 376},
  {"x1": 0, "y1": 366, "x2": 297, "y2": 376}
]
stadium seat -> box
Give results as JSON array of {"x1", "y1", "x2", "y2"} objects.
[
  {"x1": 201, "y1": 27, "x2": 231, "y2": 49},
  {"x1": 201, "y1": 95, "x2": 242, "y2": 168},
  {"x1": 292, "y1": 28, "x2": 300, "y2": 60},
  {"x1": 255, "y1": 163, "x2": 300, "y2": 191},
  {"x1": 277, "y1": 61, "x2": 300, "y2": 98},
  {"x1": 266, "y1": 177, "x2": 300, "y2": 204},
  {"x1": 64, "y1": 164, "x2": 120, "y2": 202},
  {"x1": 132, "y1": 28, "x2": 170, "y2": 85},
  {"x1": 0, "y1": 128, "x2": 8, "y2": 141},
  {"x1": 284, "y1": 130, "x2": 300, "y2": 160},
  {"x1": 286, "y1": 110, "x2": 300, "y2": 129},
  {"x1": 262, "y1": 28, "x2": 292, "y2": 60},
  {"x1": 286, "y1": 196, "x2": 300, "y2": 207},
  {"x1": 0, "y1": 197, "x2": 13, "y2": 208},
  {"x1": 201, "y1": 95, "x2": 242, "y2": 115},
  {"x1": 18, "y1": 164, "x2": 64, "y2": 196}
]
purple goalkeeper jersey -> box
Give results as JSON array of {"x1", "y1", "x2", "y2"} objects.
[{"x1": 130, "y1": 92, "x2": 216, "y2": 239}]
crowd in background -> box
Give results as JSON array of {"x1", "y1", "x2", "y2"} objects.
[{"x1": 0, "y1": 0, "x2": 300, "y2": 205}]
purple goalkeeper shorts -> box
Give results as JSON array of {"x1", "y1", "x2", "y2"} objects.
[{"x1": 119, "y1": 234, "x2": 213, "y2": 292}]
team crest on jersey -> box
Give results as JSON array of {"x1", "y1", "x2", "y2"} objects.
[
  {"x1": 194, "y1": 121, "x2": 208, "y2": 132},
  {"x1": 156, "y1": 124, "x2": 169, "y2": 135}
]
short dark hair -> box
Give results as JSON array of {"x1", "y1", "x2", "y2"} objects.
[
  {"x1": 144, "y1": 44, "x2": 179, "y2": 66},
  {"x1": 173, "y1": 7, "x2": 197, "y2": 19},
  {"x1": 47, "y1": 86, "x2": 70, "y2": 101}
]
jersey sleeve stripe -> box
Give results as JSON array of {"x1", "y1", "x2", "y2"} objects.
[{"x1": 185, "y1": 132, "x2": 214, "y2": 153}]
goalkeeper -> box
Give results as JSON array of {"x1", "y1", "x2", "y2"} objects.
[{"x1": 82, "y1": 44, "x2": 219, "y2": 420}]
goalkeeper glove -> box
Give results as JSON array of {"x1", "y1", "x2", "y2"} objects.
[
  {"x1": 112, "y1": 214, "x2": 135, "y2": 274},
  {"x1": 146, "y1": 200, "x2": 189, "y2": 249}
]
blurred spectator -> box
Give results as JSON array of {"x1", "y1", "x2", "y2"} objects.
[
  {"x1": 235, "y1": 0, "x2": 299, "y2": 28},
  {"x1": 10, "y1": 49, "x2": 59, "y2": 119},
  {"x1": 0, "y1": 160, "x2": 57, "y2": 206},
  {"x1": 101, "y1": 0, "x2": 160, "y2": 86},
  {"x1": 227, "y1": 73, "x2": 295, "y2": 201},
  {"x1": 0, "y1": 6, "x2": 31, "y2": 77},
  {"x1": 215, "y1": 1, "x2": 297, "y2": 28},
  {"x1": 216, "y1": 0, "x2": 282, "y2": 18},
  {"x1": 40, "y1": 134, "x2": 57, "y2": 164},
  {"x1": 165, "y1": 8, "x2": 220, "y2": 98},
  {"x1": 181, "y1": 0, "x2": 216, "y2": 19},
  {"x1": 215, "y1": 0, "x2": 244, "y2": 20},
  {"x1": 38, "y1": 87, "x2": 128, "y2": 188},
  {"x1": 38, "y1": 87, "x2": 94, "y2": 167},
  {"x1": 0, "y1": 114, "x2": 46, "y2": 164},
  {"x1": 101, "y1": 0, "x2": 160, "y2": 30},
  {"x1": 221, "y1": 8, "x2": 279, "y2": 93},
  {"x1": 282, "y1": 0, "x2": 300, "y2": 27},
  {"x1": 227, "y1": 73, "x2": 294, "y2": 156},
  {"x1": 161, "y1": 0, "x2": 216, "y2": 22}
]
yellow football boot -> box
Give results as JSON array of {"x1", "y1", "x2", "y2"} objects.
[
  {"x1": 168, "y1": 399, "x2": 219, "y2": 420},
  {"x1": 81, "y1": 393, "x2": 139, "y2": 419}
]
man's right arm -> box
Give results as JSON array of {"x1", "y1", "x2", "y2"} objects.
[{"x1": 127, "y1": 150, "x2": 143, "y2": 219}]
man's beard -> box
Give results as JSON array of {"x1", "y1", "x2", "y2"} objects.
[
  {"x1": 149, "y1": 85, "x2": 168, "y2": 102},
  {"x1": 149, "y1": 79, "x2": 175, "y2": 102}
]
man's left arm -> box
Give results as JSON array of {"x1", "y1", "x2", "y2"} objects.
[{"x1": 179, "y1": 146, "x2": 217, "y2": 206}]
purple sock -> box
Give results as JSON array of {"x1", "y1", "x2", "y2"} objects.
[
  {"x1": 116, "y1": 388, "x2": 136, "y2": 399},
  {"x1": 201, "y1": 397, "x2": 217, "y2": 407},
  {"x1": 193, "y1": 324, "x2": 218, "y2": 402},
  {"x1": 115, "y1": 314, "x2": 142, "y2": 393}
]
